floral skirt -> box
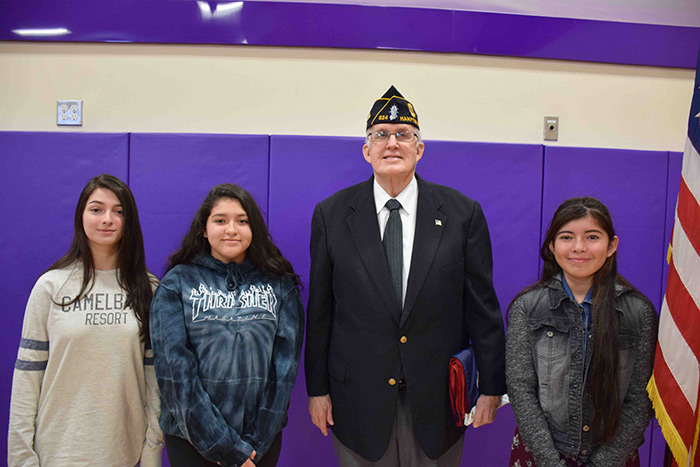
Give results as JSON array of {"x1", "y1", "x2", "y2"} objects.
[{"x1": 509, "y1": 428, "x2": 640, "y2": 467}]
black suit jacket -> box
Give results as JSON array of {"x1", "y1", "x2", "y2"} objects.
[{"x1": 305, "y1": 175, "x2": 506, "y2": 461}]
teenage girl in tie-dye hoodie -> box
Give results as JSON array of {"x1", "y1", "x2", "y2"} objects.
[{"x1": 150, "y1": 183, "x2": 303, "y2": 467}]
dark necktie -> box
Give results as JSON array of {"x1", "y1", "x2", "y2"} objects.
[{"x1": 383, "y1": 199, "x2": 403, "y2": 309}]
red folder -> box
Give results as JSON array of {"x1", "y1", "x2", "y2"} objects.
[{"x1": 448, "y1": 347, "x2": 479, "y2": 428}]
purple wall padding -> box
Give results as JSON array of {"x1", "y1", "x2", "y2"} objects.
[
  {"x1": 268, "y1": 136, "x2": 368, "y2": 466},
  {"x1": 128, "y1": 133, "x2": 270, "y2": 278},
  {"x1": 450, "y1": 10, "x2": 700, "y2": 69},
  {"x1": 0, "y1": 131, "x2": 129, "y2": 463},
  {"x1": 1, "y1": 1, "x2": 699, "y2": 68},
  {"x1": 542, "y1": 146, "x2": 668, "y2": 309},
  {"x1": 417, "y1": 141, "x2": 544, "y2": 312},
  {"x1": 268, "y1": 136, "x2": 543, "y2": 466},
  {"x1": 542, "y1": 146, "x2": 670, "y2": 467}
]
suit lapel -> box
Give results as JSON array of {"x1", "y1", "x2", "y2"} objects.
[
  {"x1": 347, "y1": 179, "x2": 401, "y2": 322},
  {"x1": 402, "y1": 179, "x2": 446, "y2": 326}
]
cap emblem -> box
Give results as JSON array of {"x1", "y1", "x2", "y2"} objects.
[{"x1": 389, "y1": 104, "x2": 399, "y2": 120}]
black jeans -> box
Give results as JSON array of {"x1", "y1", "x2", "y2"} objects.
[{"x1": 165, "y1": 432, "x2": 283, "y2": 467}]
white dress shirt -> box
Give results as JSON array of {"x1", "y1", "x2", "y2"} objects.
[{"x1": 373, "y1": 176, "x2": 418, "y2": 306}]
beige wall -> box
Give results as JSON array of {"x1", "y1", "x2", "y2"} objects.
[{"x1": 0, "y1": 41, "x2": 693, "y2": 151}]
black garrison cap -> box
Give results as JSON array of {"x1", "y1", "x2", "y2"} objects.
[{"x1": 366, "y1": 85, "x2": 419, "y2": 130}]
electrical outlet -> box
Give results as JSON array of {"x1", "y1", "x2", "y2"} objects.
[
  {"x1": 57, "y1": 100, "x2": 82, "y2": 126},
  {"x1": 544, "y1": 116, "x2": 558, "y2": 141}
]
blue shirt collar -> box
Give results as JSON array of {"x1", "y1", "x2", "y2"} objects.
[{"x1": 560, "y1": 273, "x2": 593, "y2": 305}]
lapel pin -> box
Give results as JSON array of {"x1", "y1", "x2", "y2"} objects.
[{"x1": 435, "y1": 219, "x2": 442, "y2": 226}]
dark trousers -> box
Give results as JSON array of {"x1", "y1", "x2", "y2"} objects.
[{"x1": 165, "y1": 432, "x2": 283, "y2": 467}]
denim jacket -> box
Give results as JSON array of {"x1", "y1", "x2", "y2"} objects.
[
  {"x1": 506, "y1": 277, "x2": 658, "y2": 467},
  {"x1": 150, "y1": 254, "x2": 304, "y2": 467}
]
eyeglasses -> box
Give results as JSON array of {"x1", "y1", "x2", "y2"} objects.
[{"x1": 367, "y1": 130, "x2": 416, "y2": 143}]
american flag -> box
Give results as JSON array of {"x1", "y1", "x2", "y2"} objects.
[{"x1": 647, "y1": 48, "x2": 700, "y2": 467}]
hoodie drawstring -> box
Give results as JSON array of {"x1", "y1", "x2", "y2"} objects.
[{"x1": 226, "y1": 264, "x2": 244, "y2": 291}]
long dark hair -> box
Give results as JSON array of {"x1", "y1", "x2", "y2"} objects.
[
  {"x1": 511, "y1": 196, "x2": 632, "y2": 443},
  {"x1": 47, "y1": 174, "x2": 153, "y2": 343},
  {"x1": 167, "y1": 183, "x2": 301, "y2": 288}
]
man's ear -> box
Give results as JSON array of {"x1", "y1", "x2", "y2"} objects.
[
  {"x1": 362, "y1": 144, "x2": 372, "y2": 164},
  {"x1": 415, "y1": 141, "x2": 425, "y2": 163}
]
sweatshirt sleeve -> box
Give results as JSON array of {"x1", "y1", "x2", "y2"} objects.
[
  {"x1": 506, "y1": 297, "x2": 567, "y2": 467},
  {"x1": 139, "y1": 342, "x2": 164, "y2": 467},
  {"x1": 8, "y1": 276, "x2": 52, "y2": 467},
  {"x1": 150, "y1": 276, "x2": 254, "y2": 467},
  {"x1": 247, "y1": 284, "x2": 304, "y2": 460}
]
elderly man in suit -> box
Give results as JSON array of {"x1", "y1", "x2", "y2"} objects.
[{"x1": 305, "y1": 86, "x2": 506, "y2": 466}]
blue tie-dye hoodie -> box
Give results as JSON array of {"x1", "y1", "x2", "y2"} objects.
[{"x1": 150, "y1": 254, "x2": 304, "y2": 466}]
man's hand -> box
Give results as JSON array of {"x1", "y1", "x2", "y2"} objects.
[
  {"x1": 309, "y1": 394, "x2": 334, "y2": 436},
  {"x1": 472, "y1": 395, "x2": 500, "y2": 428}
]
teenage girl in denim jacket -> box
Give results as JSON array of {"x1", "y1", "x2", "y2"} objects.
[
  {"x1": 150, "y1": 184, "x2": 304, "y2": 467},
  {"x1": 506, "y1": 197, "x2": 658, "y2": 467}
]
